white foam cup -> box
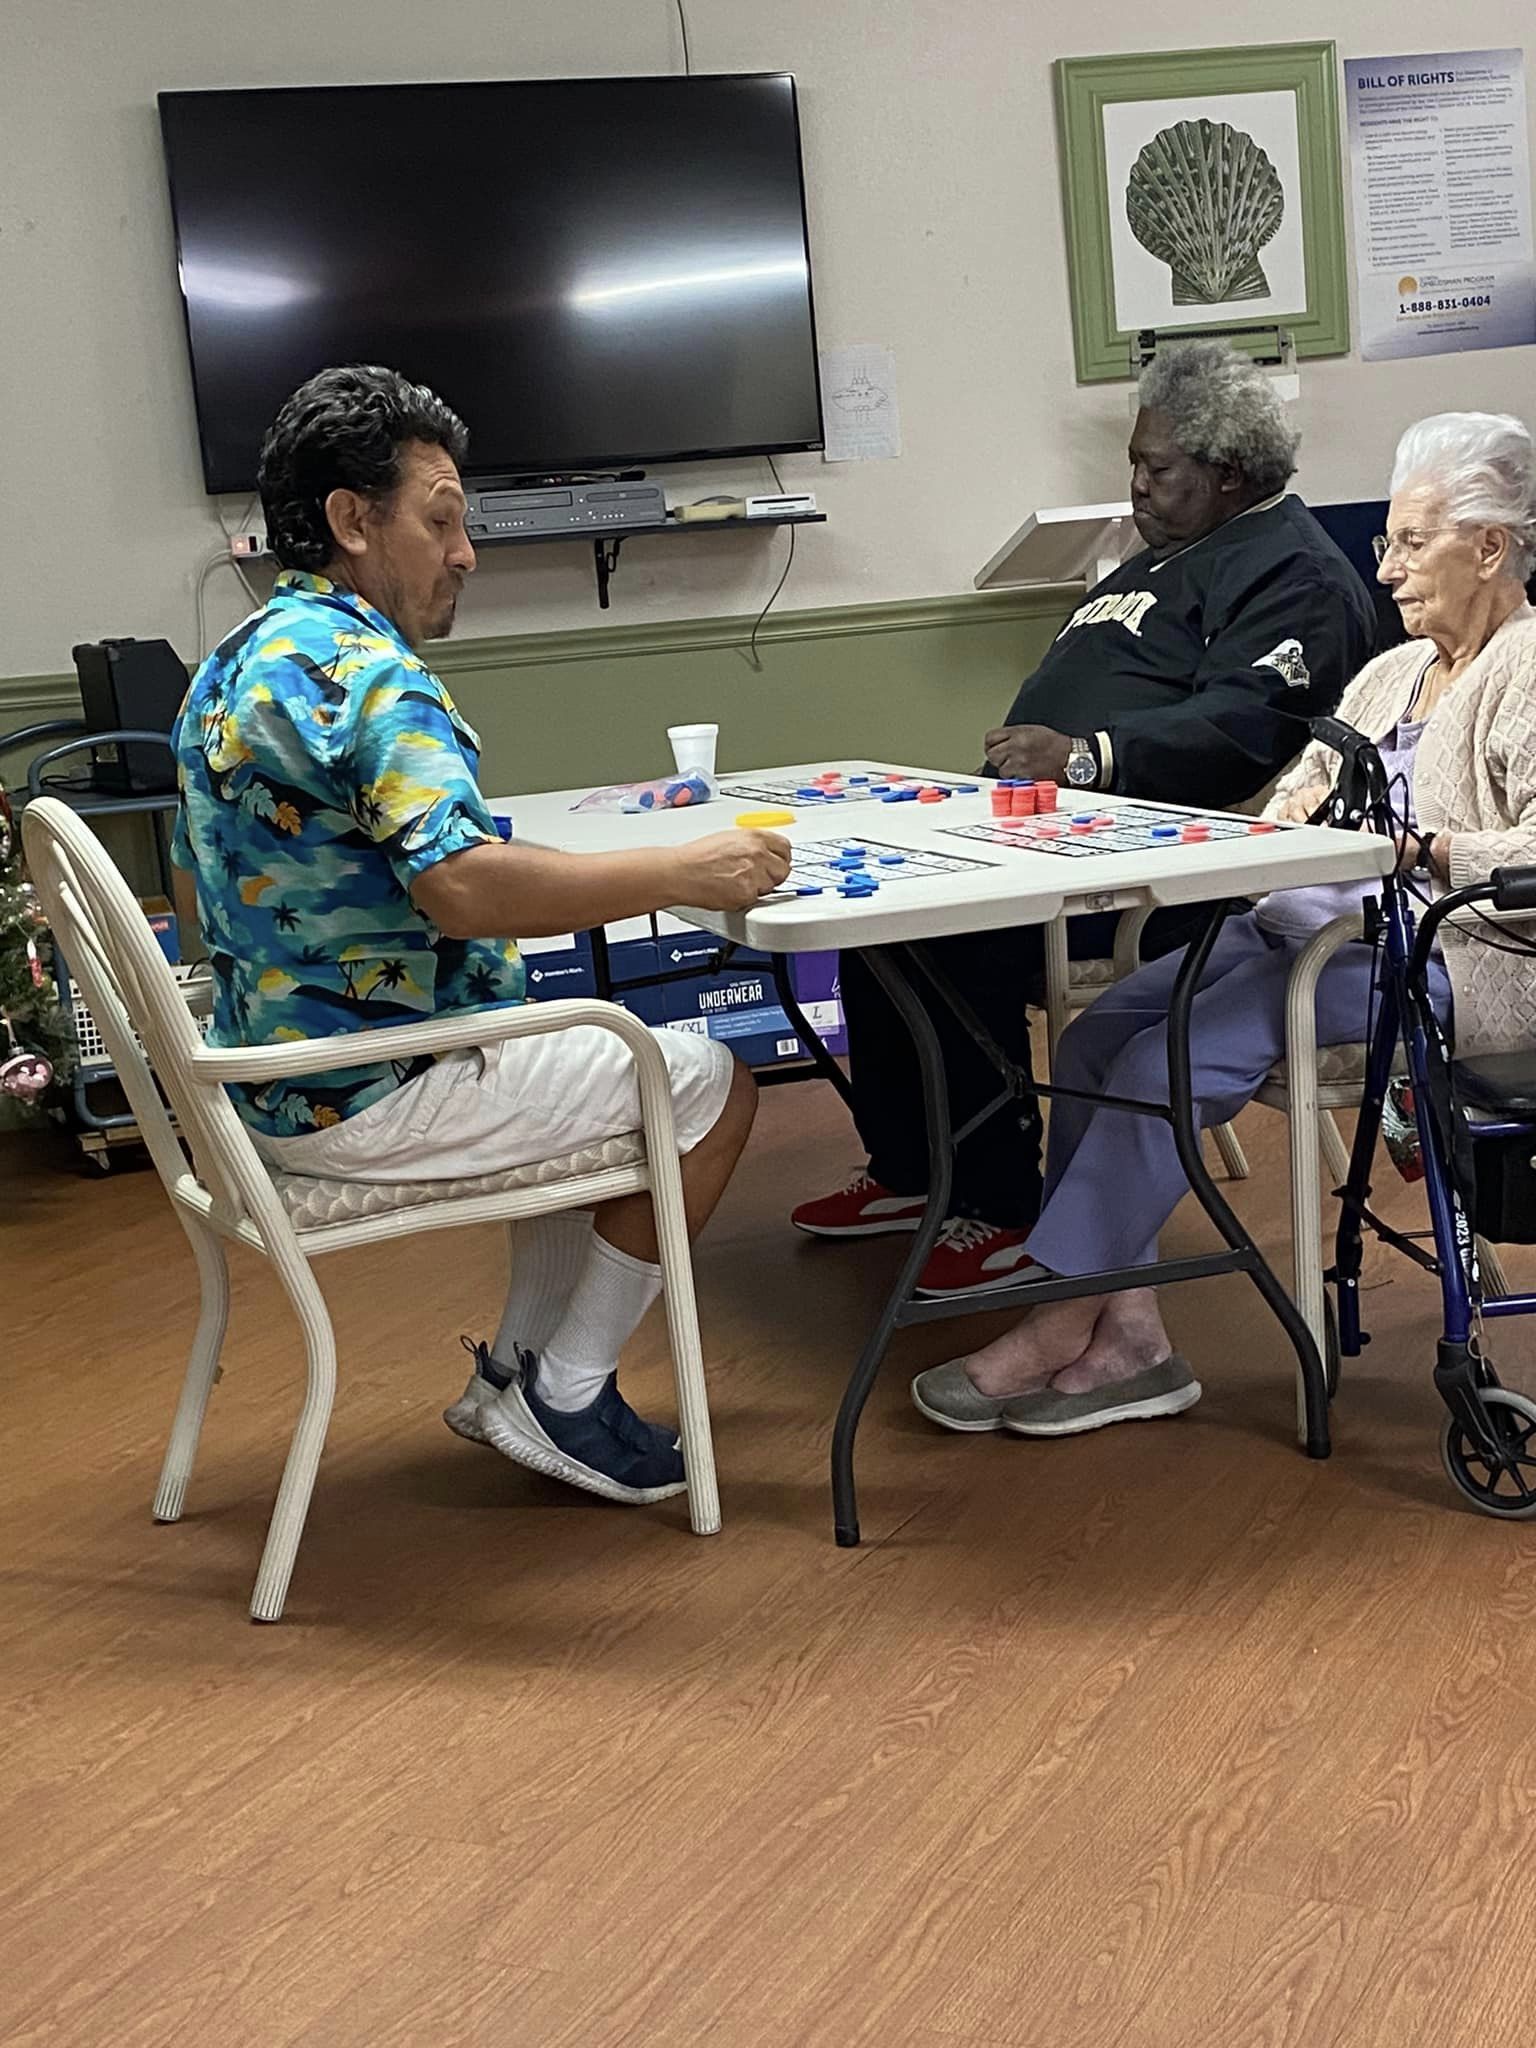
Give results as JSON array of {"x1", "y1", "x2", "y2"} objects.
[{"x1": 668, "y1": 722, "x2": 719, "y2": 776}]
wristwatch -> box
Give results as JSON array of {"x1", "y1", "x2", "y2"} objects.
[{"x1": 1065, "y1": 736, "x2": 1100, "y2": 790}]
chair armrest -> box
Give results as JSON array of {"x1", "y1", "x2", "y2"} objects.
[
  {"x1": 187, "y1": 996, "x2": 669, "y2": 1087},
  {"x1": 1283, "y1": 912, "x2": 1366, "y2": 1079}
]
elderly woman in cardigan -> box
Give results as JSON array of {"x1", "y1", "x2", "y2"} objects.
[{"x1": 915, "y1": 410, "x2": 1536, "y2": 1438}]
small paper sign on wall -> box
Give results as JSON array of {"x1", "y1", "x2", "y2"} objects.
[{"x1": 818, "y1": 344, "x2": 902, "y2": 462}]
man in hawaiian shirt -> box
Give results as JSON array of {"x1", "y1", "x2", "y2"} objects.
[{"x1": 174, "y1": 365, "x2": 789, "y2": 1506}]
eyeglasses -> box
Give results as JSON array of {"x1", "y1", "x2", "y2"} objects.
[{"x1": 1371, "y1": 527, "x2": 1453, "y2": 564}]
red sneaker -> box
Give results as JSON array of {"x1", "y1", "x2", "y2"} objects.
[
  {"x1": 916, "y1": 1217, "x2": 1042, "y2": 1296},
  {"x1": 791, "y1": 1170, "x2": 928, "y2": 1238}
]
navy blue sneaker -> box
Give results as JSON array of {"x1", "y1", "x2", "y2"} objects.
[{"x1": 476, "y1": 1350, "x2": 687, "y2": 1504}]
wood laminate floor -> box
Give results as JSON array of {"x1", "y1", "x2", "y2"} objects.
[{"x1": 3, "y1": 1082, "x2": 1536, "y2": 2046}]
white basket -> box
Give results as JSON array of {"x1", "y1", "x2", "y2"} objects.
[{"x1": 70, "y1": 964, "x2": 213, "y2": 1071}]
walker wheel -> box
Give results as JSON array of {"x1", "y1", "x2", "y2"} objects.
[{"x1": 1440, "y1": 1387, "x2": 1536, "y2": 1519}]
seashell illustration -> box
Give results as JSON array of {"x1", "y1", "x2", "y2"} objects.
[{"x1": 1125, "y1": 118, "x2": 1284, "y2": 305}]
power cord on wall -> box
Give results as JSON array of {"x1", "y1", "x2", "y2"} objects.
[
  {"x1": 674, "y1": 0, "x2": 692, "y2": 74},
  {"x1": 194, "y1": 494, "x2": 268, "y2": 656},
  {"x1": 742, "y1": 455, "x2": 796, "y2": 673}
]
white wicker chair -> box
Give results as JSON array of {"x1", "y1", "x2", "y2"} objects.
[{"x1": 23, "y1": 796, "x2": 721, "y2": 1624}]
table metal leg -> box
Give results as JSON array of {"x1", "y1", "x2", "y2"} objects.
[
  {"x1": 831, "y1": 944, "x2": 957, "y2": 1545},
  {"x1": 826, "y1": 903, "x2": 1332, "y2": 1546}
]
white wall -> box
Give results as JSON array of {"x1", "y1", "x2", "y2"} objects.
[{"x1": 4, "y1": 0, "x2": 1535, "y2": 678}]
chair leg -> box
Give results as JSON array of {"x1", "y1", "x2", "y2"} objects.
[
  {"x1": 153, "y1": 1220, "x2": 230, "y2": 1525},
  {"x1": 1285, "y1": 1103, "x2": 1328, "y2": 1443},
  {"x1": 1210, "y1": 1121, "x2": 1250, "y2": 1181},
  {"x1": 1319, "y1": 1110, "x2": 1353, "y2": 1187},
  {"x1": 649, "y1": 1177, "x2": 721, "y2": 1539},
  {"x1": 249, "y1": 1259, "x2": 339, "y2": 1623},
  {"x1": 1042, "y1": 916, "x2": 1071, "y2": 1073}
]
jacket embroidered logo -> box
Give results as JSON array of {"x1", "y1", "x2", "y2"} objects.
[{"x1": 1256, "y1": 638, "x2": 1311, "y2": 687}]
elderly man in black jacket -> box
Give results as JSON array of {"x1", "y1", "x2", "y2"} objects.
[{"x1": 792, "y1": 338, "x2": 1377, "y2": 1295}]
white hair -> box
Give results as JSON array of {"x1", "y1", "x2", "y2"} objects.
[
  {"x1": 1390, "y1": 411, "x2": 1536, "y2": 580},
  {"x1": 1136, "y1": 338, "x2": 1300, "y2": 496}
]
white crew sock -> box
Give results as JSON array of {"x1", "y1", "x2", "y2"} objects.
[
  {"x1": 534, "y1": 1233, "x2": 663, "y2": 1413},
  {"x1": 491, "y1": 1212, "x2": 595, "y2": 1374}
]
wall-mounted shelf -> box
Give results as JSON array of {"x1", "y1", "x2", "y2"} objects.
[{"x1": 473, "y1": 511, "x2": 827, "y2": 609}]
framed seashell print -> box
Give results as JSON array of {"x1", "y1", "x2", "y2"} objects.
[{"x1": 1055, "y1": 42, "x2": 1349, "y2": 382}]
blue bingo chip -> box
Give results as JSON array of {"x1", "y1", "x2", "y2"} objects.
[
  {"x1": 848, "y1": 775, "x2": 870, "y2": 785},
  {"x1": 795, "y1": 884, "x2": 825, "y2": 896},
  {"x1": 956, "y1": 782, "x2": 981, "y2": 793},
  {"x1": 1151, "y1": 825, "x2": 1180, "y2": 840},
  {"x1": 795, "y1": 786, "x2": 823, "y2": 800},
  {"x1": 878, "y1": 853, "x2": 905, "y2": 865}
]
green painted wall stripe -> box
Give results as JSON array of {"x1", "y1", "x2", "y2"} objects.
[
  {"x1": 1, "y1": 584, "x2": 1077, "y2": 712},
  {"x1": 2, "y1": 582, "x2": 1079, "y2": 795}
]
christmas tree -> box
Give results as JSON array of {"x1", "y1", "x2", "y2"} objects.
[{"x1": 0, "y1": 790, "x2": 74, "y2": 1104}]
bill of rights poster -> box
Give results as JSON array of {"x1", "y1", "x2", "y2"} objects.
[{"x1": 1344, "y1": 49, "x2": 1536, "y2": 361}]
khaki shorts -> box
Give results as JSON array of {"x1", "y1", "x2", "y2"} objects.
[{"x1": 251, "y1": 1024, "x2": 736, "y2": 1183}]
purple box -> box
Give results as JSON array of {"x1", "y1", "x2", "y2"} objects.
[{"x1": 790, "y1": 950, "x2": 847, "y2": 1057}]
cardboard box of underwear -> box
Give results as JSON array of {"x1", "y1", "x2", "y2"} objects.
[
  {"x1": 518, "y1": 929, "x2": 598, "y2": 1001},
  {"x1": 651, "y1": 916, "x2": 800, "y2": 1067},
  {"x1": 601, "y1": 918, "x2": 668, "y2": 1027}
]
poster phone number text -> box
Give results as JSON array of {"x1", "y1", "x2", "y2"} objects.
[{"x1": 1398, "y1": 294, "x2": 1493, "y2": 314}]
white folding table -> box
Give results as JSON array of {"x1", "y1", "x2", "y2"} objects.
[{"x1": 495, "y1": 761, "x2": 1394, "y2": 1544}]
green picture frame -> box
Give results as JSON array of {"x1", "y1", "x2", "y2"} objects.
[{"x1": 1055, "y1": 41, "x2": 1349, "y2": 382}]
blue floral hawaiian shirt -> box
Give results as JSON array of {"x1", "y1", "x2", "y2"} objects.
[{"x1": 172, "y1": 570, "x2": 523, "y2": 1138}]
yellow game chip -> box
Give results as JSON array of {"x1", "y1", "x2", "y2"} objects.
[{"x1": 735, "y1": 808, "x2": 796, "y2": 828}]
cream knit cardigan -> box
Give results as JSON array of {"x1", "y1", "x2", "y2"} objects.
[{"x1": 1269, "y1": 603, "x2": 1536, "y2": 1056}]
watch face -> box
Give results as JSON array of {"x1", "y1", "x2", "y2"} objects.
[{"x1": 1066, "y1": 751, "x2": 1096, "y2": 786}]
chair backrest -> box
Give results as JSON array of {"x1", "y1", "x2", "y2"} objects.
[{"x1": 21, "y1": 797, "x2": 272, "y2": 1231}]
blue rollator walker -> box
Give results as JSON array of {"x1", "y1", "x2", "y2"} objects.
[{"x1": 1320, "y1": 715, "x2": 1536, "y2": 1517}]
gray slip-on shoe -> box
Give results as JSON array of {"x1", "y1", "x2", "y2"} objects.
[
  {"x1": 911, "y1": 1357, "x2": 1021, "y2": 1433},
  {"x1": 1001, "y1": 1354, "x2": 1201, "y2": 1437}
]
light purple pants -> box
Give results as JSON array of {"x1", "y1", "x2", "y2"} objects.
[{"x1": 1026, "y1": 912, "x2": 1453, "y2": 1277}]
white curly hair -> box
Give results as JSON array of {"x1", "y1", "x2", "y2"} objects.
[
  {"x1": 1390, "y1": 411, "x2": 1536, "y2": 580},
  {"x1": 1137, "y1": 338, "x2": 1299, "y2": 498}
]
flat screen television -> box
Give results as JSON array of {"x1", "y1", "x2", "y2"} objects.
[{"x1": 158, "y1": 74, "x2": 823, "y2": 494}]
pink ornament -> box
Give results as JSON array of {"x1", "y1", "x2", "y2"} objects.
[{"x1": 0, "y1": 1047, "x2": 52, "y2": 1099}]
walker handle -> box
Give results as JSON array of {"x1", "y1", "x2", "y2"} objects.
[{"x1": 1491, "y1": 866, "x2": 1536, "y2": 913}]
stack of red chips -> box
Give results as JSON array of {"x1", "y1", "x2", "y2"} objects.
[{"x1": 1035, "y1": 781, "x2": 1059, "y2": 813}]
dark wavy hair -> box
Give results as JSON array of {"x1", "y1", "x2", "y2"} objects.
[{"x1": 257, "y1": 365, "x2": 470, "y2": 571}]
